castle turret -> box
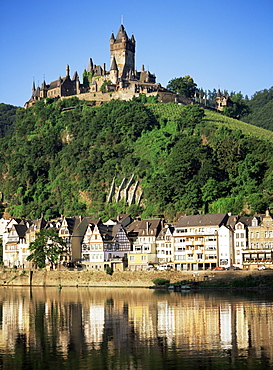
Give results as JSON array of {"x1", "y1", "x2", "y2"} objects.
[
  {"x1": 72, "y1": 71, "x2": 80, "y2": 94},
  {"x1": 110, "y1": 56, "x2": 118, "y2": 84},
  {"x1": 110, "y1": 25, "x2": 135, "y2": 79},
  {"x1": 40, "y1": 80, "x2": 48, "y2": 98}
]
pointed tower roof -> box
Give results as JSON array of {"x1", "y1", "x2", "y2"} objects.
[
  {"x1": 72, "y1": 71, "x2": 79, "y2": 81},
  {"x1": 87, "y1": 58, "x2": 93, "y2": 72},
  {"x1": 116, "y1": 24, "x2": 128, "y2": 42},
  {"x1": 110, "y1": 56, "x2": 118, "y2": 71},
  {"x1": 110, "y1": 32, "x2": 115, "y2": 41},
  {"x1": 41, "y1": 80, "x2": 47, "y2": 90}
]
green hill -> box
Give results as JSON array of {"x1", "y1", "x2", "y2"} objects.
[
  {"x1": 242, "y1": 87, "x2": 273, "y2": 131},
  {"x1": 1, "y1": 98, "x2": 273, "y2": 221},
  {"x1": 0, "y1": 103, "x2": 18, "y2": 138}
]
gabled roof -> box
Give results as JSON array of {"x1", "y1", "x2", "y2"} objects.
[
  {"x1": 73, "y1": 218, "x2": 101, "y2": 238},
  {"x1": 176, "y1": 213, "x2": 228, "y2": 228},
  {"x1": 97, "y1": 223, "x2": 128, "y2": 243},
  {"x1": 156, "y1": 225, "x2": 174, "y2": 240},
  {"x1": 62, "y1": 216, "x2": 81, "y2": 235},
  {"x1": 26, "y1": 217, "x2": 46, "y2": 233},
  {"x1": 126, "y1": 218, "x2": 162, "y2": 237}
]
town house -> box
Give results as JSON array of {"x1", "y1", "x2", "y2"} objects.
[
  {"x1": 3, "y1": 222, "x2": 28, "y2": 267},
  {"x1": 79, "y1": 220, "x2": 131, "y2": 271},
  {"x1": 242, "y1": 210, "x2": 273, "y2": 269},
  {"x1": 126, "y1": 219, "x2": 162, "y2": 270},
  {"x1": 155, "y1": 225, "x2": 174, "y2": 265},
  {"x1": 173, "y1": 213, "x2": 228, "y2": 271}
]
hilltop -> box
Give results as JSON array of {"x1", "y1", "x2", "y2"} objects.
[{"x1": 0, "y1": 98, "x2": 273, "y2": 221}]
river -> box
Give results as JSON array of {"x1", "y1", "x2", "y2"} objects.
[{"x1": 0, "y1": 287, "x2": 273, "y2": 369}]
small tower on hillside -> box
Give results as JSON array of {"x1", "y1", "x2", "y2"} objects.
[
  {"x1": 215, "y1": 89, "x2": 233, "y2": 111},
  {"x1": 110, "y1": 25, "x2": 135, "y2": 79}
]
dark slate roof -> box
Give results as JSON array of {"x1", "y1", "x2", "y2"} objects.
[
  {"x1": 72, "y1": 71, "x2": 79, "y2": 81},
  {"x1": 63, "y1": 216, "x2": 81, "y2": 235},
  {"x1": 237, "y1": 216, "x2": 253, "y2": 227},
  {"x1": 126, "y1": 218, "x2": 162, "y2": 237},
  {"x1": 14, "y1": 224, "x2": 27, "y2": 238},
  {"x1": 110, "y1": 56, "x2": 118, "y2": 71},
  {"x1": 97, "y1": 223, "x2": 128, "y2": 243},
  {"x1": 115, "y1": 25, "x2": 128, "y2": 42},
  {"x1": 48, "y1": 79, "x2": 62, "y2": 90},
  {"x1": 87, "y1": 58, "x2": 93, "y2": 72},
  {"x1": 226, "y1": 215, "x2": 239, "y2": 228},
  {"x1": 27, "y1": 217, "x2": 46, "y2": 233},
  {"x1": 73, "y1": 218, "x2": 101, "y2": 238},
  {"x1": 176, "y1": 213, "x2": 228, "y2": 228}
]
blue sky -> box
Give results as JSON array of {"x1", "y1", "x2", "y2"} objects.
[{"x1": 1, "y1": 0, "x2": 273, "y2": 107}]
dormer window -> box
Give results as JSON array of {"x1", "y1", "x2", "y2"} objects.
[{"x1": 252, "y1": 218, "x2": 258, "y2": 227}]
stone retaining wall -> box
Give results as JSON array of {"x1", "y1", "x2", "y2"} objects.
[{"x1": 0, "y1": 268, "x2": 271, "y2": 287}]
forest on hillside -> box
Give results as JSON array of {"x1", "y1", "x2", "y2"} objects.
[{"x1": 1, "y1": 96, "x2": 273, "y2": 221}]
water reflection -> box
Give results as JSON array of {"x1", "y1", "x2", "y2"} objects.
[{"x1": 0, "y1": 287, "x2": 273, "y2": 369}]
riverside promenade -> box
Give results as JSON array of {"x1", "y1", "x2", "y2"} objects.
[{"x1": 1, "y1": 268, "x2": 272, "y2": 287}]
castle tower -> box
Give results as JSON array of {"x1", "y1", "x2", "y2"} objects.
[{"x1": 110, "y1": 25, "x2": 135, "y2": 79}]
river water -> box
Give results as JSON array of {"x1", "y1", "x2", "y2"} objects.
[{"x1": 0, "y1": 287, "x2": 273, "y2": 369}]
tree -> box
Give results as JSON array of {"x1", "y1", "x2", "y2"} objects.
[
  {"x1": 222, "y1": 92, "x2": 250, "y2": 120},
  {"x1": 26, "y1": 228, "x2": 67, "y2": 269},
  {"x1": 176, "y1": 105, "x2": 205, "y2": 131},
  {"x1": 167, "y1": 76, "x2": 197, "y2": 98}
]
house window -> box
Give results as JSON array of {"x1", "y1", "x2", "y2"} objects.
[
  {"x1": 141, "y1": 255, "x2": 146, "y2": 261},
  {"x1": 130, "y1": 256, "x2": 135, "y2": 261}
]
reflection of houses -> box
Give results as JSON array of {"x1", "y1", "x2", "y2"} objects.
[
  {"x1": 126, "y1": 219, "x2": 162, "y2": 270},
  {"x1": 172, "y1": 213, "x2": 228, "y2": 271}
]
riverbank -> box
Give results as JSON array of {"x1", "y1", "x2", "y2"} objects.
[{"x1": 1, "y1": 268, "x2": 273, "y2": 288}]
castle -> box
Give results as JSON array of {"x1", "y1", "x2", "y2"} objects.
[{"x1": 25, "y1": 25, "x2": 192, "y2": 107}]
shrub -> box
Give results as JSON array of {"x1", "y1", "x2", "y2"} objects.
[
  {"x1": 152, "y1": 278, "x2": 170, "y2": 286},
  {"x1": 105, "y1": 266, "x2": 113, "y2": 275}
]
